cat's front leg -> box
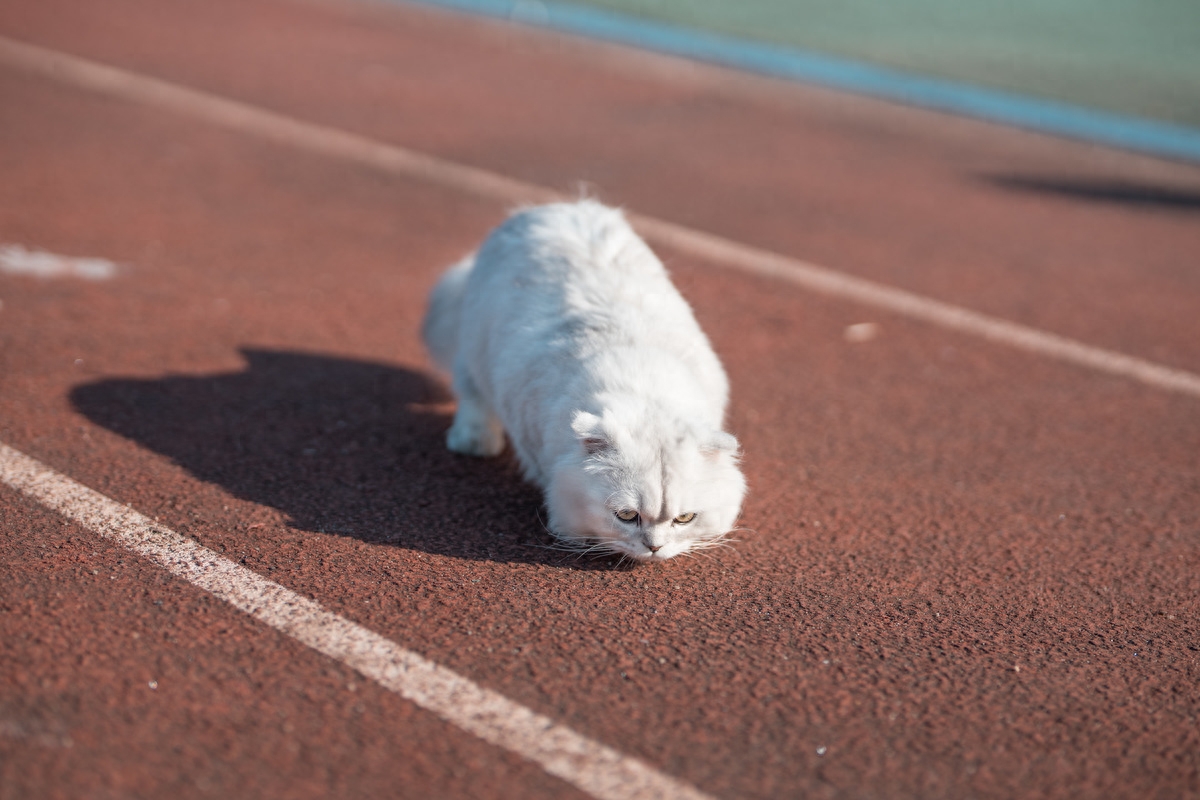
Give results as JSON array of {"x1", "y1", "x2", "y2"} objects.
[{"x1": 446, "y1": 367, "x2": 506, "y2": 457}]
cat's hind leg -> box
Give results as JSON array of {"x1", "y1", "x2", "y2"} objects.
[{"x1": 446, "y1": 367, "x2": 506, "y2": 457}]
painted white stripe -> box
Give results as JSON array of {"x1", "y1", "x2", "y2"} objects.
[
  {"x1": 2, "y1": 35, "x2": 1198, "y2": 400},
  {"x1": 0, "y1": 37, "x2": 556, "y2": 209},
  {"x1": 629, "y1": 215, "x2": 1200, "y2": 398},
  {"x1": 0, "y1": 441, "x2": 713, "y2": 800},
  {"x1": 0, "y1": 244, "x2": 119, "y2": 280}
]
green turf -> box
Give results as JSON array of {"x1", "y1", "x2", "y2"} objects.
[{"x1": 572, "y1": 0, "x2": 1200, "y2": 127}]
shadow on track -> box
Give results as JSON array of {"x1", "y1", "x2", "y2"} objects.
[
  {"x1": 985, "y1": 174, "x2": 1200, "y2": 211},
  {"x1": 70, "y1": 348, "x2": 625, "y2": 570}
]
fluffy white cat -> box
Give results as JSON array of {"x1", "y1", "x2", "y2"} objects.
[{"x1": 422, "y1": 200, "x2": 746, "y2": 562}]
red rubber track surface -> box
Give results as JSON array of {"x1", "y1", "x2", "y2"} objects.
[{"x1": 1, "y1": 0, "x2": 1198, "y2": 798}]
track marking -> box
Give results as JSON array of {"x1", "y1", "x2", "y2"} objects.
[
  {"x1": 1, "y1": 36, "x2": 1198, "y2": 400},
  {"x1": 0, "y1": 244, "x2": 118, "y2": 280},
  {"x1": 0, "y1": 441, "x2": 714, "y2": 800},
  {"x1": 629, "y1": 215, "x2": 1200, "y2": 398}
]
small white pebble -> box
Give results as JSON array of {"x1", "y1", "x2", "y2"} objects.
[
  {"x1": 844, "y1": 322, "x2": 879, "y2": 343},
  {"x1": 816, "y1": 746, "x2": 827, "y2": 756},
  {"x1": 148, "y1": 680, "x2": 158, "y2": 690}
]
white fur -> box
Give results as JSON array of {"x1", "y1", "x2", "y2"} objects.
[{"x1": 421, "y1": 201, "x2": 746, "y2": 562}]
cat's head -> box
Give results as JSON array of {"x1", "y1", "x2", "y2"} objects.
[{"x1": 545, "y1": 407, "x2": 746, "y2": 562}]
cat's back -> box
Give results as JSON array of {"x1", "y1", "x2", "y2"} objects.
[
  {"x1": 459, "y1": 200, "x2": 720, "y2": 400},
  {"x1": 451, "y1": 200, "x2": 730, "y2": 468},
  {"x1": 468, "y1": 200, "x2": 668, "y2": 302}
]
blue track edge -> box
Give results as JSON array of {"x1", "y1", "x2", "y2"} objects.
[{"x1": 399, "y1": 0, "x2": 1200, "y2": 165}]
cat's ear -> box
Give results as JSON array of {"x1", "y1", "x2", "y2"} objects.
[
  {"x1": 571, "y1": 411, "x2": 610, "y2": 456},
  {"x1": 701, "y1": 430, "x2": 740, "y2": 459}
]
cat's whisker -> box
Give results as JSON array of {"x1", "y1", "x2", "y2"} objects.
[
  {"x1": 532, "y1": 506, "x2": 560, "y2": 538},
  {"x1": 533, "y1": 541, "x2": 581, "y2": 553},
  {"x1": 568, "y1": 536, "x2": 619, "y2": 561},
  {"x1": 690, "y1": 537, "x2": 729, "y2": 552},
  {"x1": 691, "y1": 544, "x2": 730, "y2": 562},
  {"x1": 699, "y1": 534, "x2": 738, "y2": 547},
  {"x1": 685, "y1": 538, "x2": 736, "y2": 558}
]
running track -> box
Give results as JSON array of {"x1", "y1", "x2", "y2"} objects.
[{"x1": 1, "y1": 0, "x2": 1198, "y2": 798}]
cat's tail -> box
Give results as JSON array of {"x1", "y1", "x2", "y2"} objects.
[{"x1": 421, "y1": 254, "x2": 474, "y2": 374}]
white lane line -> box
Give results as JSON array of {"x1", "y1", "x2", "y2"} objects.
[
  {"x1": 0, "y1": 442, "x2": 714, "y2": 800},
  {"x1": 2, "y1": 36, "x2": 1199, "y2": 400},
  {"x1": 630, "y1": 216, "x2": 1200, "y2": 398},
  {"x1": 0, "y1": 37, "x2": 556, "y2": 209},
  {"x1": 0, "y1": 244, "x2": 119, "y2": 280}
]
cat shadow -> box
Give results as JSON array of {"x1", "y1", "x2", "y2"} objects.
[{"x1": 70, "y1": 348, "x2": 628, "y2": 569}]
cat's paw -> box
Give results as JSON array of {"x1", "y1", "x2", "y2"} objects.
[{"x1": 446, "y1": 418, "x2": 506, "y2": 457}]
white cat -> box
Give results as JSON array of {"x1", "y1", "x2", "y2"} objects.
[{"x1": 422, "y1": 200, "x2": 746, "y2": 562}]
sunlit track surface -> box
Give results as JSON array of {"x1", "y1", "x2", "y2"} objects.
[
  {"x1": 0, "y1": 443, "x2": 714, "y2": 800},
  {"x1": 1, "y1": 0, "x2": 1198, "y2": 797},
  {"x1": 2, "y1": 35, "x2": 1198, "y2": 399}
]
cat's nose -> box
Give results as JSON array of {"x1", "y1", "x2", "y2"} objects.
[{"x1": 646, "y1": 545, "x2": 662, "y2": 553}]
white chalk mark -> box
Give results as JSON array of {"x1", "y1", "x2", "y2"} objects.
[
  {"x1": 843, "y1": 322, "x2": 880, "y2": 343},
  {"x1": 1, "y1": 36, "x2": 1198, "y2": 400},
  {"x1": 0, "y1": 244, "x2": 118, "y2": 280},
  {"x1": 0, "y1": 441, "x2": 714, "y2": 800}
]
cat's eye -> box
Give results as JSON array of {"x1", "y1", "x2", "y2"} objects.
[
  {"x1": 673, "y1": 512, "x2": 697, "y2": 525},
  {"x1": 614, "y1": 509, "x2": 640, "y2": 523}
]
